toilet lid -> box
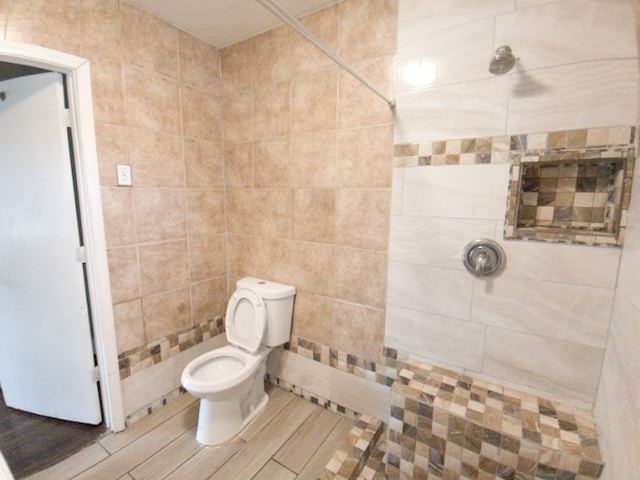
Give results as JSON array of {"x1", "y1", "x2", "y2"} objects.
[{"x1": 225, "y1": 288, "x2": 266, "y2": 353}]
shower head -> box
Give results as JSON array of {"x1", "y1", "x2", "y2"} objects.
[{"x1": 489, "y1": 45, "x2": 517, "y2": 75}]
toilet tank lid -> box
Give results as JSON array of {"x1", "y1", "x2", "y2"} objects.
[{"x1": 236, "y1": 277, "x2": 296, "y2": 299}]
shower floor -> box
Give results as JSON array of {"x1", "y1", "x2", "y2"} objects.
[{"x1": 0, "y1": 389, "x2": 105, "y2": 479}]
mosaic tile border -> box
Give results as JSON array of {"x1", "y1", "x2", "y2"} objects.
[
  {"x1": 117, "y1": 330, "x2": 399, "y2": 429},
  {"x1": 395, "y1": 126, "x2": 637, "y2": 248},
  {"x1": 118, "y1": 319, "x2": 400, "y2": 389},
  {"x1": 126, "y1": 370, "x2": 363, "y2": 427},
  {"x1": 265, "y1": 373, "x2": 360, "y2": 420},
  {"x1": 394, "y1": 126, "x2": 637, "y2": 167},
  {"x1": 286, "y1": 335, "x2": 405, "y2": 388},
  {"x1": 325, "y1": 414, "x2": 384, "y2": 480},
  {"x1": 118, "y1": 316, "x2": 225, "y2": 379},
  {"x1": 385, "y1": 359, "x2": 603, "y2": 480},
  {"x1": 125, "y1": 387, "x2": 184, "y2": 426}
]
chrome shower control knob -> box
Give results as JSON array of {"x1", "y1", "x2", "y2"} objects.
[{"x1": 462, "y1": 239, "x2": 506, "y2": 277}]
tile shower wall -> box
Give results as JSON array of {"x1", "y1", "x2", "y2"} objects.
[
  {"x1": 1, "y1": 1, "x2": 226, "y2": 416},
  {"x1": 593, "y1": 3, "x2": 640, "y2": 478},
  {"x1": 594, "y1": 156, "x2": 640, "y2": 479},
  {"x1": 390, "y1": 0, "x2": 639, "y2": 406},
  {"x1": 395, "y1": 0, "x2": 638, "y2": 143},
  {"x1": 222, "y1": 0, "x2": 397, "y2": 366}
]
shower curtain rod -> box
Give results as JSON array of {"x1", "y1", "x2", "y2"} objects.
[{"x1": 255, "y1": 0, "x2": 396, "y2": 108}]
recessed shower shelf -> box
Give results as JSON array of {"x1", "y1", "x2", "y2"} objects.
[{"x1": 505, "y1": 149, "x2": 635, "y2": 246}]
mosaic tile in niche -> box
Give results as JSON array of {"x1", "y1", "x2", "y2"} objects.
[
  {"x1": 393, "y1": 126, "x2": 636, "y2": 247},
  {"x1": 508, "y1": 150, "x2": 633, "y2": 246}
]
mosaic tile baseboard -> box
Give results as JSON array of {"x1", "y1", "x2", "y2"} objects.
[
  {"x1": 117, "y1": 318, "x2": 396, "y2": 384},
  {"x1": 265, "y1": 373, "x2": 360, "y2": 420},
  {"x1": 118, "y1": 316, "x2": 225, "y2": 379},
  {"x1": 124, "y1": 369, "x2": 358, "y2": 428},
  {"x1": 394, "y1": 126, "x2": 636, "y2": 167},
  {"x1": 118, "y1": 328, "x2": 397, "y2": 427},
  {"x1": 385, "y1": 359, "x2": 603, "y2": 480},
  {"x1": 124, "y1": 387, "x2": 184, "y2": 426},
  {"x1": 287, "y1": 336, "x2": 405, "y2": 388},
  {"x1": 325, "y1": 414, "x2": 384, "y2": 480}
]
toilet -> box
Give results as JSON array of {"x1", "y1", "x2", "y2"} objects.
[{"x1": 181, "y1": 277, "x2": 296, "y2": 445}]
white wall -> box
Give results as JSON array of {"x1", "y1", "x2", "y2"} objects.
[
  {"x1": 388, "y1": 0, "x2": 639, "y2": 407},
  {"x1": 594, "y1": 161, "x2": 640, "y2": 478}
]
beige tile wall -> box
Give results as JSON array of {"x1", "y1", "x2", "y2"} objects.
[
  {"x1": 2, "y1": 0, "x2": 227, "y2": 355},
  {"x1": 222, "y1": 0, "x2": 397, "y2": 363},
  {"x1": 2, "y1": 0, "x2": 397, "y2": 365}
]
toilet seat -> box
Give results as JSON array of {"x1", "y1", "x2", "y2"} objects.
[
  {"x1": 181, "y1": 345, "x2": 268, "y2": 396},
  {"x1": 225, "y1": 288, "x2": 266, "y2": 353}
]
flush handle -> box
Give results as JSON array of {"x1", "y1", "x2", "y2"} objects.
[{"x1": 462, "y1": 239, "x2": 505, "y2": 277}]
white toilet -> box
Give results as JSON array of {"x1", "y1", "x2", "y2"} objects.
[{"x1": 181, "y1": 277, "x2": 296, "y2": 445}]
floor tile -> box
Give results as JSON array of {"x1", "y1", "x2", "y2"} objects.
[
  {"x1": 210, "y1": 397, "x2": 317, "y2": 479},
  {"x1": 274, "y1": 407, "x2": 341, "y2": 473},
  {"x1": 253, "y1": 460, "x2": 296, "y2": 480},
  {"x1": 129, "y1": 426, "x2": 201, "y2": 479},
  {"x1": 73, "y1": 406, "x2": 198, "y2": 480},
  {"x1": 296, "y1": 417, "x2": 356, "y2": 480},
  {"x1": 21, "y1": 387, "x2": 351, "y2": 480}
]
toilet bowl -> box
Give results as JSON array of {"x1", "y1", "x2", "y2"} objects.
[
  {"x1": 181, "y1": 277, "x2": 295, "y2": 446},
  {"x1": 182, "y1": 345, "x2": 270, "y2": 445}
]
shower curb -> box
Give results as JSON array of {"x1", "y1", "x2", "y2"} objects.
[{"x1": 324, "y1": 414, "x2": 384, "y2": 480}]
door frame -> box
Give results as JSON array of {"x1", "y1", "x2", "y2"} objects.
[{"x1": 0, "y1": 40, "x2": 124, "y2": 432}]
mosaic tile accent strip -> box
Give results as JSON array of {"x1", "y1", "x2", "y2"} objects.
[
  {"x1": 385, "y1": 359, "x2": 604, "y2": 480},
  {"x1": 395, "y1": 126, "x2": 636, "y2": 247},
  {"x1": 118, "y1": 316, "x2": 225, "y2": 379},
  {"x1": 124, "y1": 387, "x2": 184, "y2": 426},
  {"x1": 287, "y1": 335, "x2": 406, "y2": 388},
  {"x1": 394, "y1": 126, "x2": 636, "y2": 167},
  {"x1": 126, "y1": 371, "x2": 359, "y2": 428},
  {"x1": 265, "y1": 373, "x2": 360, "y2": 420},
  {"x1": 119, "y1": 322, "x2": 399, "y2": 388},
  {"x1": 325, "y1": 414, "x2": 384, "y2": 480}
]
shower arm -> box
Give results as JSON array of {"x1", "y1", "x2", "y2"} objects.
[{"x1": 255, "y1": 0, "x2": 396, "y2": 108}]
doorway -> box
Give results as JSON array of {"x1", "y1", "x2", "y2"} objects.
[
  {"x1": 0, "y1": 67, "x2": 104, "y2": 424},
  {"x1": 0, "y1": 41, "x2": 124, "y2": 439},
  {"x1": 0, "y1": 389, "x2": 105, "y2": 478},
  {"x1": 0, "y1": 64, "x2": 108, "y2": 478}
]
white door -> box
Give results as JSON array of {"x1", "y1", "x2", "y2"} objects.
[{"x1": 0, "y1": 71, "x2": 102, "y2": 424}]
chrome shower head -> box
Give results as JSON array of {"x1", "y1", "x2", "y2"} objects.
[{"x1": 489, "y1": 45, "x2": 517, "y2": 75}]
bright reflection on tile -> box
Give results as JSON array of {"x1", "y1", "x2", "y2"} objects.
[{"x1": 400, "y1": 60, "x2": 437, "y2": 88}]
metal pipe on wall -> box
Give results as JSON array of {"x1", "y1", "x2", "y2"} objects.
[{"x1": 255, "y1": 0, "x2": 395, "y2": 108}]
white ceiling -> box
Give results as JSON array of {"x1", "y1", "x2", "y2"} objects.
[{"x1": 125, "y1": 0, "x2": 339, "y2": 49}]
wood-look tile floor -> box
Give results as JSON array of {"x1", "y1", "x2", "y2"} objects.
[
  {"x1": 25, "y1": 384, "x2": 354, "y2": 480},
  {"x1": 0, "y1": 389, "x2": 105, "y2": 479}
]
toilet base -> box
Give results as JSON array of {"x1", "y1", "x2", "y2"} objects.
[
  {"x1": 194, "y1": 358, "x2": 269, "y2": 446},
  {"x1": 195, "y1": 391, "x2": 268, "y2": 445}
]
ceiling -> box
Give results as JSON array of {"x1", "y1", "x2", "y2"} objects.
[{"x1": 125, "y1": 0, "x2": 339, "y2": 49}]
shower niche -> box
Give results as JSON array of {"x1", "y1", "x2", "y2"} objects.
[{"x1": 505, "y1": 149, "x2": 635, "y2": 246}]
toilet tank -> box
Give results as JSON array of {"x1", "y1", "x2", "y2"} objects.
[{"x1": 236, "y1": 277, "x2": 296, "y2": 347}]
